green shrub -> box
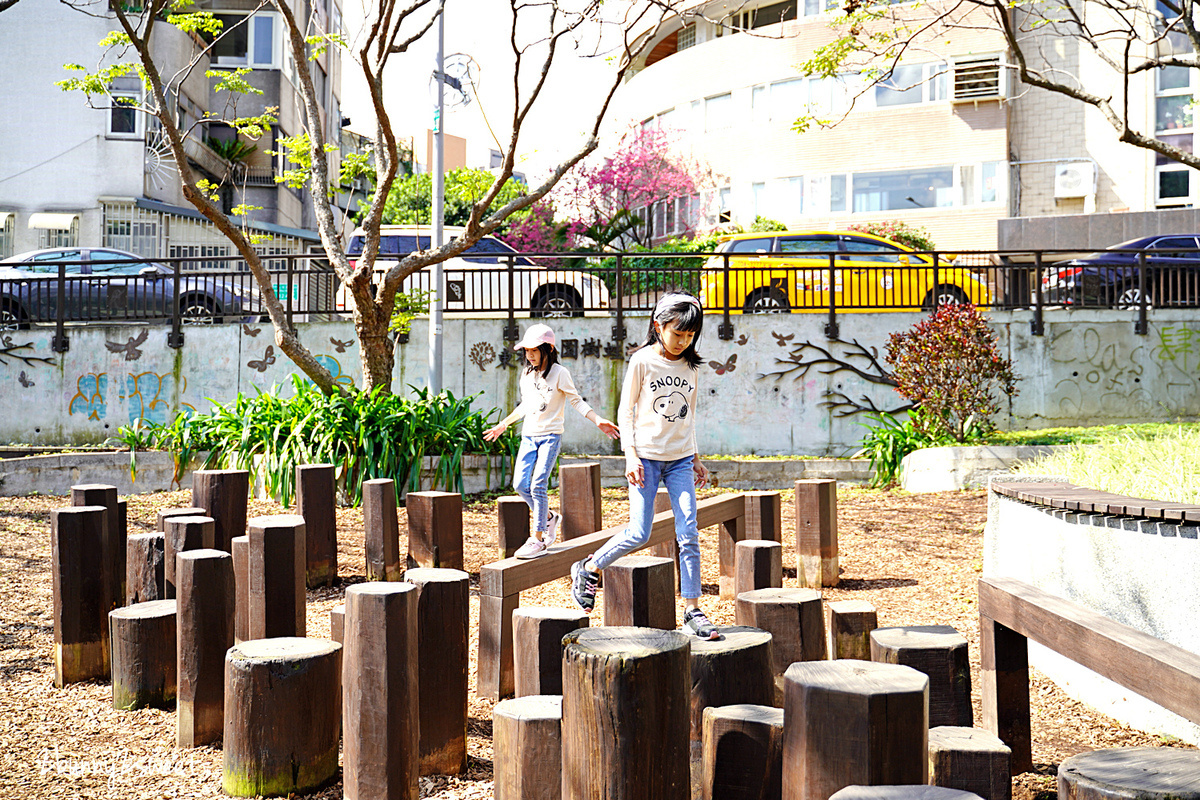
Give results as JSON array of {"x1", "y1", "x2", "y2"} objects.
[
  {"x1": 589, "y1": 233, "x2": 723, "y2": 295},
  {"x1": 885, "y1": 303, "x2": 1018, "y2": 443},
  {"x1": 117, "y1": 379, "x2": 519, "y2": 505},
  {"x1": 846, "y1": 220, "x2": 936, "y2": 252},
  {"x1": 859, "y1": 407, "x2": 987, "y2": 487},
  {"x1": 751, "y1": 216, "x2": 787, "y2": 232}
]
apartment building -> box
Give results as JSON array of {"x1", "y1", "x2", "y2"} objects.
[
  {"x1": 606, "y1": 0, "x2": 1190, "y2": 251},
  {"x1": 0, "y1": 1, "x2": 345, "y2": 261}
]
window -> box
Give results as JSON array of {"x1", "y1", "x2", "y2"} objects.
[
  {"x1": 0, "y1": 213, "x2": 12, "y2": 258},
  {"x1": 705, "y1": 93, "x2": 732, "y2": 131},
  {"x1": 732, "y1": 1, "x2": 798, "y2": 29},
  {"x1": 677, "y1": 24, "x2": 695, "y2": 51},
  {"x1": 38, "y1": 221, "x2": 79, "y2": 249},
  {"x1": 873, "y1": 63, "x2": 948, "y2": 108},
  {"x1": 726, "y1": 237, "x2": 774, "y2": 253},
  {"x1": 110, "y1": 93, "x2": 139, "y2": 136},
  {"x1": 89, "y1": 251, "x2": 149, "y2": 275},
  {"x1": 780, "y1": 236, "x2": 838, "y2": 254},
  {"x1": 842, "y1": 238, "x2": 909, "y2": 262},
  {"x1": 27, "y1": 250, "x2": 84, "y2": 272},
  {"x1": 212, "y1": 12, "x2": 280, "y2": 68},
  {"x1": 852, "y1": 166, "x2": 954, "y2": 212}
]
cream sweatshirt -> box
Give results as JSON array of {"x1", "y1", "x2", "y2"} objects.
[
  {"x1": 618, "y1": 345, "x2": 699, "y2": 462},
  {"x1": 517, "y1": 363, "x2": 594, "y2": 436}
]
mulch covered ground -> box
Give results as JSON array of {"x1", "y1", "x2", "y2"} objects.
[{"x1": 0, "y1": 484, "x2": 1188, "y2": 799}]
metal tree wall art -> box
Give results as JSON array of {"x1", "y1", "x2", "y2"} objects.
[{"x1": 759, "y1": 335, "x2": 909, "y2": 417}]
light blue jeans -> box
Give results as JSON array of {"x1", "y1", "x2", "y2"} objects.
[
  {"x1": 512, "y1": 434, "x2": 562, "y2": 534},
  {"x1": 592, "y1": 456, "x2": 701, "y2": 600}
]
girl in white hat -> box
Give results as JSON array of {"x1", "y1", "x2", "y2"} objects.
[{"x1": 484, "y1": 323, "x2": 619, "y2": 558}]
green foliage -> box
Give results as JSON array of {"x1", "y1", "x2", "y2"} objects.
[
  {"x1": 859, "y1": 408, "x2": 987, "y2": 487},
  {"x1": 750, "y1": 216, "x2": 787, "y2": 232},
  {"x1": 207, "y1": 67, "x2": 263, "y2": 97},
  {"x1": 589, "y1": 232, "x2": 725, "y2": 295},
  {"x1": 206, "y1": 136, "x2": 257, "y2": 162},
  {"x1": 846, "y1": 220, "x2": 936, "y2": 252},
  {"x1": 885, "y1": 304, "x2": 1018, "y2": 442},
  {"x1": 388, "y1": 288, "x2": 433, "y2": 336},
  {"x1": 306, "y1": 32, "x2": 348, "y2": 59},
  {"x1": 167, "y1": 11, "x2": 221, "y2": 36},
  {"x1": 269, "y1": 132, "x2": 338, "y2": 191},
  {"x1": 379, "y1": 168, "x2": 527, "y2": 227},
  {"x1": 116, "y1": 379, "x2": 520, "y2": 505}
]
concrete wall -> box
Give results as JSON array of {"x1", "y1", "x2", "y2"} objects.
[
  {"x1": 2, "y1": 308, "x2": 1198, "y2": 451},
  {"x1": 983, "y1": 487, "x2": 1200, "y2": 743}
]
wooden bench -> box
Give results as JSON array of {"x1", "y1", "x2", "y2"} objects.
[
  {"x1": 477, "y1": 492, "x2": 746, "y2": 699},
  {"x1": 979, "y1": 575, "x2": 1200, "y2": 774}
]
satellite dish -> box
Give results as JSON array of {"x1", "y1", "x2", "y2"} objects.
[{"x1": 431, "y1": 53, "x2": 478, "y2": 109}]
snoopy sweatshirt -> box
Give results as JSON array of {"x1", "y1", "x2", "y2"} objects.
[
  {"x1": 618, "y1": 345, "x2": 699, "y2": 462},
  {"x1": 517, "y1": 363, "x2": 594, "y2": 436}
]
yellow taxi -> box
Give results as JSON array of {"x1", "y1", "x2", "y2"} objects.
[{"x1": 699, "y1": 230, "x2": 991, "y2": 313}]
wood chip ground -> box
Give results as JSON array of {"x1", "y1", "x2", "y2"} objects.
[{"x1": 0, "y1": 485, "x2": 1190, "y2": 799}]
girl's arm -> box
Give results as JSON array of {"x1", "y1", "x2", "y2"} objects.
[
  {"x1": 483, "y1": 404, "x2": 526, "y2": 442},
  {"x1": 557, "y1": 368, "x2": 619, "y2": 440},
  {"x1": 692, "y1": 453, "x2": 709, "y2": 488}
]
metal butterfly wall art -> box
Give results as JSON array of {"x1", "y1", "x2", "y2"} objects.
[
  {"x1": 247, "y1": 345, "x2": 276, "y2": 372},
  {"x1": 708, "y1": 354, "x2": 737, "y2": 375}
]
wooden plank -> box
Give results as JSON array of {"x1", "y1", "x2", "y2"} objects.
[
  {"x1": 978, "y1": 576, "x2": 1200, "y2": 725},
  {"x1": 480, "y1": 493, "x2": 745, "y2": 598}
]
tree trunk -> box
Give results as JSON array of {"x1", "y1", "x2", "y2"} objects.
[{"x1": 356, "y1": 307, "x2": 395, "y2": 394}]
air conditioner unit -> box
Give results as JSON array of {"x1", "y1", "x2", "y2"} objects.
[
  {"x1": 950, "y1": 56, "x2": 1005, "y2": 102},
  {"x1": 1054, "y1": 162, "x2": 1096, "y2": 198}
]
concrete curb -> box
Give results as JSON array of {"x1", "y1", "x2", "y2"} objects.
[
  {"x1": 900, "y1": 445, "x2": 1071, "y2": 492},
  {"x1": 0, "y1": 451, "x2": 194, "y2": 496},
  {"x1": 560, "y1": 455, "x2": 873, "y2": 490}
]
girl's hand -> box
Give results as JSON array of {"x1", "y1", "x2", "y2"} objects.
[
  {"x1": 693, "y1": 460, "x2": 709, "y2": 489},
  {"x1": 483, "y1": 423, "x2": 505, "y2": 442},
  {"x1": 596, "y1": 419, "x2": 619, "y2": 440},
  {"x1": 625, "y1": 457, "x2": 644, "y2": 488}
]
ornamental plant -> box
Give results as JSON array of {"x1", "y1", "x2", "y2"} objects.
[
  {"x1": 846, "y1": 220, "x2": 936, "y2": 252},
  {"x1": 884, "y1": 303, "x2": 1018, "y2": 442}
]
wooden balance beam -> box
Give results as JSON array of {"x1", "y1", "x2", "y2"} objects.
[
  {"x1": 477, "y1": 492, "x2": 747, "y2": 699},
  {"x1": 979, "y1": 575, "x2": 1200, "y2": 774}
]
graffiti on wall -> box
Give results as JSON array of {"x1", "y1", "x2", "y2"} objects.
[
  {"x1": 1048, "y1": 327, "x2": 1160, "y2": 418},
  {"x1": 69, "y1": 374, "x2": 108, "y2": 420},
  {"x1": 68, "y1": 371, "x2": 195, "y2": 424},
  {"x1": 758, "y1": 335, "x2": 905, "y2": 417}
]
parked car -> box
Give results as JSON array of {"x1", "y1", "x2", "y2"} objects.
[
  {"x1": 700, "y1": 230, "x2": 991, "y2": 313},
  {"x1": 1042, "y1": 235, "x2": 1200, "y2": 308},
  {"x1": 0, "y1": 247, "x2": 258, "y2": 329},
  {"x1": 338, "y1": 225, "x2": 610, "y2": 317}
]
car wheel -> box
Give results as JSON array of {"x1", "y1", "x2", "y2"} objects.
[
  {"x1": 922, "y1": 284, "x2": 970, "y2": 311},
  {"x1": 1116, "y1": 285, "x2": 1152, "y2": 310},
  {"x1": 0, "y1": 301, "x2": 29, "y2": 331},
  {"x1": 742, "y1": 288, "x2": 790, "y2": 314},
  {"x1": 180, "y1": 296, "x2": 221, "y2": 325},
  {"x1": 532, "y1": 286, "x2": 583, "y2": 318}
]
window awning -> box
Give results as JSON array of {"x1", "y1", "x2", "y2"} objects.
[
  {"x1": 0, "y1": 212, "x2": 12, "y2": 226},
  {"x1": 28, "y1": 212, "x2": 78, "y2": 230}
]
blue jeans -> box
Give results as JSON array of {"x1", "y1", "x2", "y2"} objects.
[
  {"x1": 592, "y1": 456, "x2": 701, "y2": 600},
  {"x1": 512, "y1": 434, "x2": 562, "y2": 534}
]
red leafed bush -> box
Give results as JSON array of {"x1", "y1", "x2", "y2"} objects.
[{"x1": 885, "y1": 303, "x2": 1018, "y2": 442}]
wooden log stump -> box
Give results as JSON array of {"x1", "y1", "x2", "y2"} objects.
[
  {"x1": 562, "y1": 627, "x2": 691, "y2": 800},
  {"x1": 560, "y1": 461, "x2": 602, "y2": 540},
  {"x1": 736, "y1": 540, "x2": 783, "y2": 597},
  {"x1": 223, "y1": 637, "x2": 342, "y2": 798},
  {"x1": 126, "y1": 532, "x2": 165, "y2": 604},
  {"x1": 827, "y1": 600, "x2": 878, "y2": 661},
  {"x1": 176, "y1": 548, "x2": 234, "y2": 748},
  {"x1": 247, "y1": 514, "x2": 306, "y2": 638},
  {"x1": 71, "y1": 483, "x2": 123, "y2": 613},
  {"x1": 493, "y1": 695, "x2": 563, "y2": 800},
  {"x1": 109, "y1": 599, "x2": 176, "y2": 710},
  {"x1": 688, "y1": 626, "x2": 775, "y2": 741},
  {"x1": 718, "y1": 506, "x2": 748, "y2": 601},
  {"x1": 928, "y1": 726, "x2": 1012, "y2": 800},
  {"x1": 648, "y1": 488, "x2": 680, "y2": 591},
  {"x1": 231, "y1": 535, "x2": 249, "y2": 643},
  {"x1": 830, "y1": 787, "x2": 983, "y2": 800},
  {"x1": 342, "y1": 582, "x2": 419, "y2": 800},
  {"x1": 513, "y1": 606, "x2": 589, "y2": 697},
  {"x1": 363, "y1": 478, "x2": 402, "y2": 581},
  {"x1": 736, "y1": 588, "x2": 825, "y2": 701},
  {"x1": 296, "y1": 463, "x2": 338, "y2": 588},
  {"x1": 406, "y1": 567, "x2": 470, "y2": 776},
  {"x1": 604, "y1": 555, "x2": 676, "y2": 629},
  {"x1": 156, "y1": 506, "x2": 205, "y2": 531},
  {"x1": 870, "y1": 625, "x2": 972, "y2": 728},
  {"x1": 330, "y1": 603, "x2": 345, "y2": 645},
  {"x1": 163, "y1": 515, "x2": 215, "y2": 599},
  {"x1": 498, "y1": 496, "x2": 530, "y2": 559},
  {"x1": 794, "y1": 479, "x2": 838, "y2": 588},
  {"x1": 191, "y1": 468, "x2": 249, "y2": 552},
  {"x1": 51, "y1": 505, "x2": 110, "y2": 686},
  {"x1": 701, "y1": 704, "x2": 783, "y2": 800},
  {"x1": 783, "y1": 660, "x2": 929, "y2": 800},
  {"x1": 406, "y1": 490, "x2": 463, "y2": 570},
  {"x1": 745, "y1": 491, "x2": 783, "y2": 542},
  {"x1": 1057, "y1": 748, "x2": 1200, "y2": 800}
]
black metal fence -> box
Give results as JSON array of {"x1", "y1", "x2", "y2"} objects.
[{"x1": 3, "y1": 246, "x2": 1196, "y2": 348}]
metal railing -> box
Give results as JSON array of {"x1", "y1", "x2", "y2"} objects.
[{"x1": 2, "y1": 247, "x2": 1195, "y2": 346}]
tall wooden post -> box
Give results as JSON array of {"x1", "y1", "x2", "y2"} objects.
[
  {"x1": 247, "y1": 515, "x2": 306, "y2": 639},
  {"x1": 363, "y1": 478, "x2": 402, "y2": 581},
  {"x1": 980, "y1": 616, "x2": 1031, "y2": 775},
  {"x1": 191, "y1": 469, "x2": 249, "y2": 552},
  {"x1": 745, "y1": 491, "x2": 783, "y2": 542},
  {"x1": 176, "y1": 548, "x2": 235, "y2": 748},
  {"x1": 163, "y1": 515, "x2": 215, "y2": 599},
  {"x1": 559, "y1": 462, "x2": 602, "y2": 540},
  {"x1": 735, "y1": 539, "x2": 783, "y2": 597},
  {"x1": 406, "y1": 491, "x2": 463, "y2": 570},
  {"x1": 71, "y1": 483, "x2": 123, "y2": 613},
  {"x1": 718, "y1": 509, "x2": 747, "y2": 600},
  {"x1": 231, "y1": 535, "x2": 249, "y2": 643},
  {"x1": 296, "y1": 463, "x2": 338, "y2": 587},
  {"x1": 406, "y1": 568, "x2": 470, "y2": 776},
  {"x1": 342, "y1": 582, "x2": 419, "y2": 800},
  {"x1": 513, "y1": 607, "x2": 589, "y2": 697},
  {"x1": 871, "y1": 625, "x2": 973, "y2": 728},
  {"x1": 497, "y1": 496, "x2": 530, "y2": 559},
  {"x1": 156, "y1": 506, "x2": 205, "y2": 531},
  {"x1": 794, "y1": 479, "x2": 838, "y2": 588},
  {"x1": 51, "y1": 505, "x2": 110, "y2": 686},
  {"x1": 604, "y1": 555, "x2": 676, "y2": 629},
  {"x1": 126, "y1": 532, "x2": 165, "y2": 604}
]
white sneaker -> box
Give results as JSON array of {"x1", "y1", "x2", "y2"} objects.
[
  {"x1": 514, "y1": 536, "x2": 548, "y2": 559},
  {"x1": 543, "y1": 511, "x2": 562, "y2": 546}
]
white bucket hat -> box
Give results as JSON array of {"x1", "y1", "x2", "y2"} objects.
[{"x1": 514, "y1": 323, "x2": 556, "y2": 351}]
